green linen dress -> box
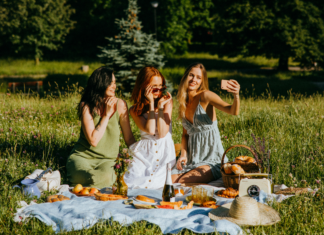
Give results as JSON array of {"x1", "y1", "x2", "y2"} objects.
[{"x1": 66, "y1": 106, "x2": 120, "y2": 188}]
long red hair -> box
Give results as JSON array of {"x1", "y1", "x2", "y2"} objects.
[{"x1": 131, "y1": 66, "x2": 166, "y2": 116}]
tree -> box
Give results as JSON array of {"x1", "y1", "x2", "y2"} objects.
[
  {"x1": 212, "y1": 0, "x2": 324, "y2": 70},
  {"x1": 0, "y1": 0, "x2": 75, "y2": 64},
  {"x1": 98, "y1": 0, "x2": 164, "y2": 93}
]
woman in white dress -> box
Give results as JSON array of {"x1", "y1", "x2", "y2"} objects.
[{"x1": 124, "y1": 66, "x2": 176, "y2": 189}]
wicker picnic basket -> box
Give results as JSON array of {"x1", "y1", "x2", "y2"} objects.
[{"x1": 221, "y1": 145, "x2": 260, "y2": 190}]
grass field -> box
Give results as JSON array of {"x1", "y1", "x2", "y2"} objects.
[
  {"x1": 0, "y1": 55, "x2": 324, "y2": 234},
  {"x1": 0, "y1": 87, "x2": 323, "y2": 234}
]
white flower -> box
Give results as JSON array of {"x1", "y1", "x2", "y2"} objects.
[{"x1": 123, "y1": 148, "x2": 128, "y2": 153}]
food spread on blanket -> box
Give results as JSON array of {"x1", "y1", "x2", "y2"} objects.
[{"x1": 47, "y1": 195, "x2": 70, "y2": 203}]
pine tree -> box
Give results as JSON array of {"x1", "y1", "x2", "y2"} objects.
[{"x1": 98, "y1": 0, "x2": 164, "y2": 93}]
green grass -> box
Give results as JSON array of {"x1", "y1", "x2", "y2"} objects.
[{"x1": 0, "y1": 87, "x2": 323, "y2": 234}]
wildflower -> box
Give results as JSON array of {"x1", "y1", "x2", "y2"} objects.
[
  {"x1": 112, "y1": 186, "x2": 117, "y2": 191},
  {"x1": 316, "y1": 180, "x2": 321, "y2": 184},
  {"x1": 294, "y1": 184, "x2": 297, "y2": 187},
  {"x1": 224, "y1": 136, "x2": 227, "y2": 139},
  {"x1": 238, "y1": 131, "x2": 241, "y2": 134},
  {"x1": 291, "y1": 165, "x2": 295, "y2": 168},
  {"x1": 123, "y1": 148, "x2": 128, "y2": 153},
  {"x1": 6, "y1": 93, "x2": 10, "y2": 96},
  {"x1": 116, "y1": 164, "x2": 120, "y2": 169},
  {"x1": 35, "y1": 164, "x2": 38, "y2": 167},
  {"x1": 124, "y1": 159, "x2": 130, "y2": 163},
  {"x1": 23, "y1": 150, "x2": 26, "y2": 154},
  {"x1": 5, "y1": 159, "x2": 8, "y2": 162},
  {"x1": 301, "y1": 179, "x2": 307, "y2": 184},
  {"x1": 0, "y1": 128, "x2": 3, "y2": 132},
  {"x1": 72, "y1": 133, "x2": 75, "y2": 136},
  {"x1": 288, "y1": 173, "x2": 293, "y2": 178},
  {"x1": 9, "y1": 127, "x2": 12, "y2": 132},
  {"x1": 21, "y1": 107, "x2": 25, "y2": 110},
  {"x1": 34, "y1": 136, "x2": 37, "y2": 139},
  {"x1": 316, "y1": 133, "x2": 319, "y2": 136}
]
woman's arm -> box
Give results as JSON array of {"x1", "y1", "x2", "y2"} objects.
[
  {"x1": 157, "y1": 92, "x2": 173, "y2": 138},
  {"x1": 118, "y1": 99, "x2": 136, "y2": 147},
  {"x1": 81, "y1": 97, "x2": 118, "y2": 147},
  {"x1": 176, "y1": 127, "x2": 189, "y2": 170},
  {"x1": 203, "y1": 80, "x2": 240, "y2": 115},
  {"x1": 130, "y1": 85, "x2": 156, "y2": 135}
]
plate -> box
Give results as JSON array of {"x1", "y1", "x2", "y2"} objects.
[
  {"x1": 185, "y1": 195, "x2": 216, "y2": 206},
  {"x1": 133, "y1": 204, "x2": 157, "y2": 209},
  {"x1": 69, "y1": 189, "x2": 96, "y2": 197}
]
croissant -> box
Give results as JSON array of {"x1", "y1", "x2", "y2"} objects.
[
  {"x1": 231, "y1": 164, "x2": 245, "y2": 175},
  {"x1": 217, "y1": 187, "x2": 239, "y2": 198}
]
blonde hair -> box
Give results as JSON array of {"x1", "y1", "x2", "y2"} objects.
[{"x1": 177, "y1": 63, "x2": 209, "y2": 119}]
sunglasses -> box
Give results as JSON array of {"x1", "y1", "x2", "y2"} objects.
[{"x1": 152, "y1": 86, "x2": 167, "y2": 93}]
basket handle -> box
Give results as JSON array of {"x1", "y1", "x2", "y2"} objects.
[{"x1": 221, "y1": 144, "x2": 258, "y2": 166}]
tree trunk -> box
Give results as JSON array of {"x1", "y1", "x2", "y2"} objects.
[
  {"x1": 278, "y1": 55, "x2": 289, "y2": 71},
  {"x1": 35, "y1": 57, "x2": 40, "y2": 65}
]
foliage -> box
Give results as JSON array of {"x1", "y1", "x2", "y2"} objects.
[
  {"x1": 0, "y1": 0, "x2": 75, "y2": 63},
  {"x1": 113, "y1": 149, "x2": 133, "y2": 177},
  {"x1": 212, "y1": 0, "x2": 324, "y2": 70},
  {"x1": 98, "y1": 0, "x2": 164, "y2": 93},
  {"x1": 250, "y1": 133, "x2": 271, "y2": 173}
]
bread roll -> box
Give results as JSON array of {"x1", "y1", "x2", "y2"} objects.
[
  {"x1": 234, "y1": 156, "x2": 256, "y2": 163},
  {"x1": 231, "y1": 164, "x2": 245, "y2": 175},
  {"x1": 223, "y1": 163, "x2": 233, "y2": 174},
  {"x1": 136, "y1": 195, "x2": 155, "y2": 203},
  {"x1": 216, "y1": 188, "x2": 239, "y2": 198},
  {"x1": 47, "y1": 195, "x2": 70, "y2": 203}
]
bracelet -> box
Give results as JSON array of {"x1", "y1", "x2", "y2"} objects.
[
  {"x1": 234, "y1": 94, "x2": 239, "y2": 98},
  {"x1": 158, "y1": 107, "x2": 164, "y2": 111}
]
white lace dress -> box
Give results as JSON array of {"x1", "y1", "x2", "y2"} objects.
[{"x1": 124, "y1": 113, "x2": 176, "y2": 189}]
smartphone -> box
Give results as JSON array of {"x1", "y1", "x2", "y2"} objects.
[{"x1": 221, "y1": 80, "x2": 229, "y2": 90}]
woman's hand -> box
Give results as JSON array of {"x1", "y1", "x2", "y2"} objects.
[
  {"x1": 158, "y1": 92, "x2": 172, "y2": 109},
  {"x1": 144, "y1": 85, "x2": 154, "y2": 103},
  {"x1": 176, "y1": 155, "x2": 187, "y2": 170},
  {"x1": 104, "y1": 97, "x2": 118, "y2": 117},
  {"x1": 226, "y1": 80, "x2": 240, "y2": 96}
]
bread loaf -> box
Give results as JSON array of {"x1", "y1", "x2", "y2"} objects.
[
  {"x1": 234, "y1": 156, "x2": 256, "y2": 163},
  {"x1": 223, "y1": 163, "x2": 233, "y2": 174},
  {"x1": 231, "y1": 164, "x2": 245, "y2": 175},
  {"x1": 136, "y1": 195, "x2": 155, "y2": 203}
]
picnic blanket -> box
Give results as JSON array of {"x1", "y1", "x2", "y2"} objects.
[
  {"x1": 14, "y1": 183, "x2": 303, "y2": 234},
  {"x1": 14, "y1": 188, "x2": 242, "y2": 234}
]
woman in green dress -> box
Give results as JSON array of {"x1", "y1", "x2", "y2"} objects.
[{"x1": 67, "y1": 67, "x2": 135, "y2": 188}]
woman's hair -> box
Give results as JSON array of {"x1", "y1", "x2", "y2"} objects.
[
  {"x1": 77, "y1": 66, "x2": 114, "y2": 119},
  {"x1": 131, "y1": 66, "x2": 166, "y2": 116},
  {"x1": 177, "y1": 63, "x2": 209, "y2": 119}
]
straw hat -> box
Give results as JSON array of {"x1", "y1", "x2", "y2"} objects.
[{"x1": 209, "y1": 197, "x2": 280, "y2": 226}]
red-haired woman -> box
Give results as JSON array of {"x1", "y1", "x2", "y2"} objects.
[{"x1": 124, "y1": 66, "x2": 176, "y2": 189}]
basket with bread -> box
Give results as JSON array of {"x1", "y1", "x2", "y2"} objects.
[{"x1": 221, "y1": 145, "x2": 260, "y2": 190}]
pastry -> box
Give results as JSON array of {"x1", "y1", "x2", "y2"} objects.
[
  {"x1": 234, "y1": 156, "x2": 256, "y2": 164},
  {"x1": 223, "y1": 163, "x2": 233, "y2": 174},
  {"x1": 47, "y1": 195, "x2": 70, "y2": 203},
  {"x1": 231, "y1": 164, "x2": 246, "y2": 175},
  {"x1": 160, "y1": 201, "x2": 183, "y2": 208},
  {"x1": 216, "y1": 188, "x2": 239, "y2": 198},
  {"x1": 174, "y1": 201, "x2": 194, "y2": 210},
  {"x1": 136, "y1": 195, "x2": 155, "y2": 203}
]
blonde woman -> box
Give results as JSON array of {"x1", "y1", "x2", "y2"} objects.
[{"x1": 171, "y1": 63, "x2": 240, "y2": 183}]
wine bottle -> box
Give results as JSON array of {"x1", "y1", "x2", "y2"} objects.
[{"x1": 162, "y1": 163, "x2": 175, "y2": 202}]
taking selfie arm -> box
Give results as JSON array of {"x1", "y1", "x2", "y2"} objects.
[{"x1": 157, "y1": 93, "x2": 172, "y2": 138}]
